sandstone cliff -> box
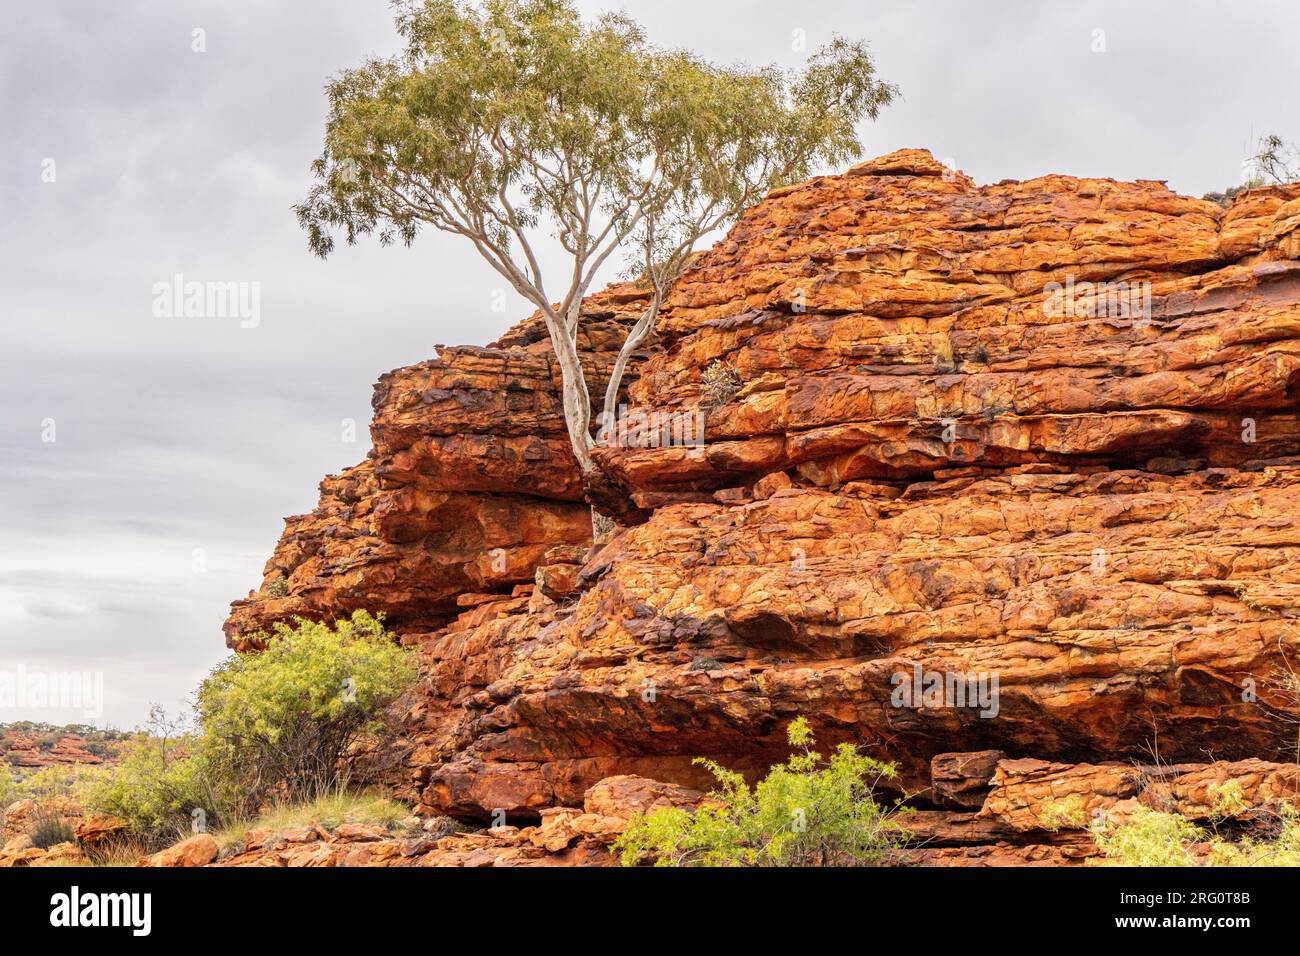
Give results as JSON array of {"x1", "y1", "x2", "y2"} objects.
[{"x1": 227, "y1": 149, "x2": 1300, "y2": 865}]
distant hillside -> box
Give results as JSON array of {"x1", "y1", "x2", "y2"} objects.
[{"x1": 0, "y1": 722, "x2": 129, "y2": 771}]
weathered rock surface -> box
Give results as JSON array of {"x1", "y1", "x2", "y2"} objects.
[
  {"x1": 211, "y1": 774, "x2": 696, "y2": 868},
  {"x1": 403, "y1": 465, "x2": 1300, "y2": 820},
  {"x1": 224, "y1": 284, "x2": 652, "y2": 647},
  {"x1": 229, "y1": 150, "x2": 1300, "y2": 864},
  {"x1": 600, "y1": 149, "x2": 1300, "y2": 495},
  {"x1": 183, "y1": 756, "x2": 1300, "y2": 868},
  {"x1": 1, "y1": 733, "x2": 109, "y2": 769},
  {"x1": 139, "y1": 833, "x2": 218, "y2": 868}
]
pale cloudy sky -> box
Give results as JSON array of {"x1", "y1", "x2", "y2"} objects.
[{"x1": 2, "y1": 0, "x2": 1297, "y2": 728}]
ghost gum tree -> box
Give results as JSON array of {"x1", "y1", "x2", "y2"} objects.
[{"x1": 297, "y1": 0, "x2": 895, "y2": 513}]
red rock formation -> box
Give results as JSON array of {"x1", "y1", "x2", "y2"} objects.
[
  {"x1": 162, "y1": 758, "x2": 1300, "y2": 868},
  {"x1": 224, "y1": 284, "x2": 653, "y2": 647},
  {"x1": 1, "y1": 734, "x2": 107, "y2": 769},
  {"x1": 139, "y1": 833, "x2": 218, "y2": 867},
  {"x1": 211, "y1": 775, "x2": 698, "y2": 868},
  {"x1": 599, "y1": 149, "x2": 1300, "y2": 496},
  {"x1": 228, "y1": 150, "x2": 1300, "y2": 864}
]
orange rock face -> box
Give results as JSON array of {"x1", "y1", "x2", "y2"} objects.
[
  {"x1": 600, "y1": 149, "x2": 1300, "y2": 495},
  {"x1": 211, "y1": 775, "x2": 697, "y2": 868},
  {"x1": 1, "y1": 734, "x2": 108, "y2": 769},
  {"x1": 229, "y1": 150, "x2": 1300, "y2": 864},
  {"x1": 139, "y1": 833, "x2": 218, "y2": 868},
  {"x1": 223, "y1": 284, "x2": 653, "y2": 647}
]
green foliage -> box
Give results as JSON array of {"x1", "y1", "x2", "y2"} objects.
[
  {"x1": 83, "y1": 611, "x2": 416, "y2": 845},
  {"x1": 1210, "y1": 780, "x2": 1247, "y2": 818},
  {"x1": 1090, "y1": 800, "x2": 1300, "y2": 867},
  {"x1": 0, "y1": 762, "x2": 21, "y2": 810},
  {"x1": 196, "y1": 611, "x2": 416, "y2": 808},
  {"x1": 1039, "y1": 795, "x2": 1089, "y2": 831},
  {"x1": 1090, "y1": 807, "x2": 1206, "y2": 866},
  {"x1": 296, "y1": 0, "x2": 895, "y2": 471},
  {"x1": 614, "y1": 717, "x2": 910, "y2": 866},
  {"x1": 81, "y1": 732, "x2": 211, "y2": 847},
  {"x1": 1205, "y1": 806, "x2": 1300, "y2": 866},
  {"x1": 300, "y1": 0, "x2": 894, "y2": 261},
  {"x1": 18, "y1": 764, "x2": 104, "y2": 804},
  {"x1": 27, "y1": 805, "x2": 76, "y2": 850}
]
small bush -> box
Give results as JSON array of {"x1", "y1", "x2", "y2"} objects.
[
  {"x1": 700, "y1": 360, "x2": 742, "y2": 407},
  {"x1": 83, "y1": 611, "x2": 416, "y2": 845},
  {"x1": 1089, "y1": 798, "x2": 1300, "y2": 867},
  {"x1": 82, "y1": 731, "x2": 213, "y2": 849},
  {"x1": 0, "y1": 762, "x2": 22, "y2": 810},
  {"x1": 27, "y1": 806, "x2": 76, "y2": 850},
  {"x1": 1090, "y1": 807, "x2": 1206, "y2": 866},
  {"x1": 19, "y1": 764, "x2": 103, "y2": 805},
  {"x1": 198, "y1": 611, "x2": 416, "y2": 809},
  {"x1": 614, "y1": 718, "x2": 910, "y2": 866},
  {"x1": 265, "y1": 577, "x2": 289, "y2": 598},
  {"x1": 1039, "y1": 795, "x2": 1089, "y2": 831}
]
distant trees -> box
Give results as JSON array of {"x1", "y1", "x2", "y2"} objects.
[{"x1": 296, "y1": 0, "x2": 896, "y2": 507}]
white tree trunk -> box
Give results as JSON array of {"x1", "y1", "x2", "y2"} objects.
[
  {"x1": 599, "y1": 295, "x2": 662, "y2": 443},
  {"x1": 545, "y1": 315, "x2": 596, "y2": 474}
]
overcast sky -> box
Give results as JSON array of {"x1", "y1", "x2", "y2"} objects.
[{"x1": 2, "y1": 0, "x2": 1297, "y2": 729}]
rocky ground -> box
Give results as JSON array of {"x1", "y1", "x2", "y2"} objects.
[{"x1": 217, "y1": 149, "x2": 1300, "y2": 866}]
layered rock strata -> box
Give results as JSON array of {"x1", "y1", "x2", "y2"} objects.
[
  {"x1": 228, "y1": 150, "x2": 1300, "y2": 864},
  {"x1": 224, "y1": 284, "x2": 652, "y2": 647}
]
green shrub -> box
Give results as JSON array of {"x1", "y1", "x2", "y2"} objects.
[
  {"x1": 197, "y1": 611, "x2": 416, "y2": 809},
  {"x1": 1090, "y1": 794, "x2": 1300, "y2": 867},
  {"x1": 1039, "y1": 795, "x2": 1089, "y2": 831},
  {"x1": 0, "y1": 762, "x2": 21, "y2": 810},
  {"x1": 83, "y1": 611, "x2": 416, "y2": 845},
  {"x1": 19, "y1": 763, "x2": 104, "y2": 804},
  {"x1": 82, "y1": 732, "x2": 213, "y2": 848},
  {"x1": 27, "y1": 805, "x2": 76, "y2": 849},
  {"x1": 1205, "y1": 807, "x2": 1300, "y2": 866},
  {"x1": 614, "y1": 717, "x2": 911, "y2": 866},
  {"x1": 1089, "y1": 807, "x2": 1206, "y2": 866}
]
